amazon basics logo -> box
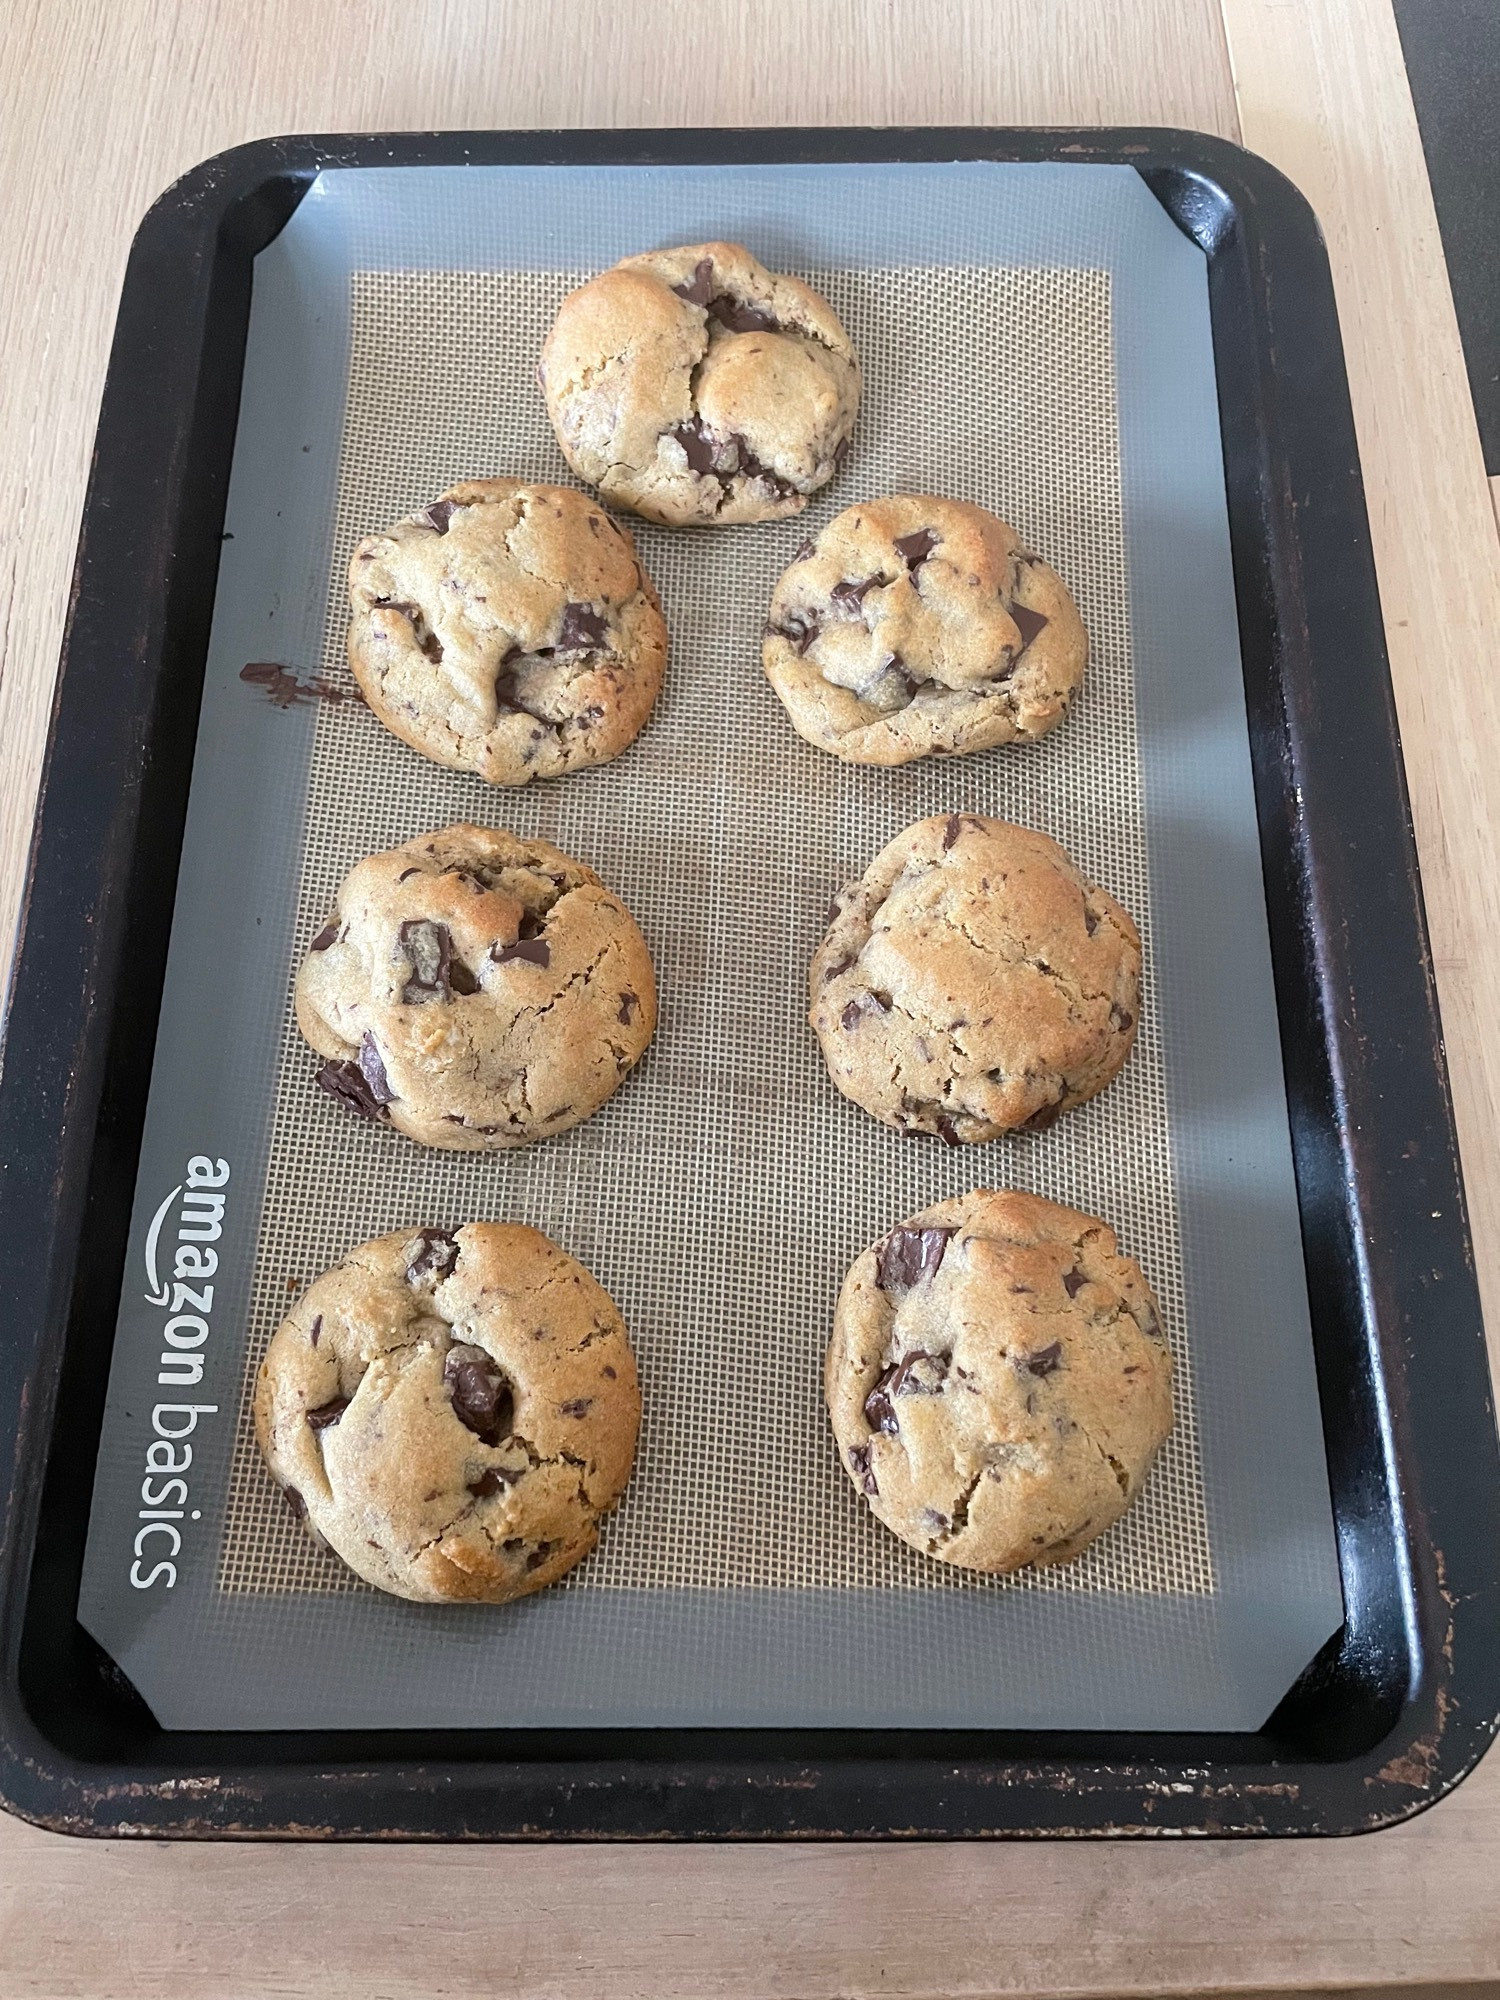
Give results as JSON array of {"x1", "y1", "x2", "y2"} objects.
[{"x1": 129, "y1": 1156, "x2": 230, "y2": 1589}]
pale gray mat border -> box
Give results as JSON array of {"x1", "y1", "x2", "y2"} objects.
[{"x1": 78, "y1": 161, "x2": 1341, "y2": 1731}]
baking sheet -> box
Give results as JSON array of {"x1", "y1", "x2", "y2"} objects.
[{"x1": 78, "y1": 161, "x2": 1342, "y2": 1730}]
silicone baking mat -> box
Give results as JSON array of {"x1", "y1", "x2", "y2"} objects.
[{"x1": 79, "y1": 163, "x2": 1342, "y2": 1729}]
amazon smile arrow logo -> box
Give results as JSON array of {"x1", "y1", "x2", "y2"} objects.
[{"x1": 143, "y1": 1184, "x2": 183, "y2": 1306}]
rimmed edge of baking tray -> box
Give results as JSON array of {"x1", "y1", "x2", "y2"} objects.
[{"x1": 0, "y1": 125, "x2": 1495, "y2": 1839}]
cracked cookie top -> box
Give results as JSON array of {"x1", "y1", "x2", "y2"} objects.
[
  {"x1": 763, "y1": 495, "x2": 1087, "y2": 764},
  {"x1": 539, "y1": 241, "x2": 860, "y2": 527},
  {"x1": 810, "y1": 814, "x2": 1140, "y2": 1142},
  {"x1": 825, "y1": 1188, "x2": 1171, "y2": 1573},
  {"x1": 254, "y1": 1222, "x2": 641, "y2": 1602},
  {"x1": 295, "y1": 823, "x2": 657, "y2": 1151},
  {"x1": 347, "y1": 480, "x2": 667, "y2": 786}
]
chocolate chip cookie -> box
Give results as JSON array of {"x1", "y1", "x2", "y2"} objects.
[
  {"x1": 347, "y1": 480, "x2": 666, "y2": 785},
  {"x1": 811, "y1": 815, "x2": 1139, "y2": 1141},
  {"x1": 826, "y1": 1189, "x2": 1171, "y2": 1572},
  {"x1": 764, "y1": 496, "x2": 1087, "y2": 764},
  {"x1": 296, "y1": 824, "x2": 656, "y2": 1149},
  {"x1": 254, "y1": 1222, "x2": 641, "y2": 1602},
  {"x1": 539, "y1": 241, "x2": 860, "y2": 527}
]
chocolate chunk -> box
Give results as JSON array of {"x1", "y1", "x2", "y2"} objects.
[
  {"x1": 1083, "y1": 908, "x2": 1100, "y2": 937},
  {"x1": 407, "y1": 1227, "x2": 458, "y2": 1283},
  {"x1": 832, "y1": 434, "x2": 851, "y2": 475},
  {"x1": 706, "y1": 294, "x2": 780, "y2": 334},
  {"x1": 398, "y1": 918, "x2": 453, "y2": 1003},
  {"x1": 559, "y1": 1398, "x2": 593, "y2": 1417},
  {"x1": 379, "y1": 599, "x2": 443, "y2": 663},
  {"x1": 847, "y1": 1443, "x2": 878, "y2": 1496},
  {"x1": 443, "y1": 1345, "x2": 514, "y2": 1446},
  {"x1": 771, "y1": 611, "x2": 820, "y2": 655},
  {"x1": 315, "y1": 1056, "x2": 389, "y2": 1122},
  {"x1": 892, "y1": 1350, "x2": 950, "y2": 1397},
  {"x1": 824, "y1": 952, "x2": 856, "y2": 981},
  {"x1": 840, "y1": 990, "x2": 890, "y2": 1031},
  {"x1": 558, "y1": 601, "x2": 608, "y2": 650},
  {"x1": 791, "y1": 537, "x2": 816, "y2": 563},
  {"x1": 672, "y1": 256, "x2": 715, "y2": 307},
  {"x1": 358, "y1": 1031, "x2": 396, "y2": 1103},
  {"x1": 864, "y1": 1360, "x2": 944, "y2": 1440},
  {"x1": 885, "y1": 653, "x2": 920, "y2": 701},
  {"x1": 1021, "y1": 1341, "x2": 1063, "y2": 1377},
  {"x1": 935, "y1": 1116, "x2": 961, "y2": 1147},
  {"x1": 671, "y1": 419, "x2": 721, "y2": 475},
  {"x1": 492, "y1": 935, "x2": 551, "y2": 968},
  {"x1": 448, "y1": 959, "x2": 481, "y2": 996},
  {"x1": 1062, "y1": 1267, "x2": 1087, "y2": 1299},
  {"x1": 309, "y1": 1315, "x2": 322, "y2": 1347},
  {"x1": 618, "y1": 990, "x2": 639, "y2": 1024},
  {"x1": 306, "y1": 1396, "x2": 349, "y2": 1433},
  {"x1": 894, "y1": 528, "x2": 938, "y2": 572},
  {"x1": 1011, "y1": 602, "x2": 1050, "y2": 651},
  {"x1": 601, "y1": 1364, "x2": 617, "y2": 1379},
  {"x1": 524, "y1": 1540, "x2": 557, "y2": 1572},
  {"x1": 467, "y1": 1467, "x2": 512, "y2": 1499},
  {"x1": 733, "y1": 432, "x2": 776, "y2": 483},
  {"x1": 310, "y1": 921, "x2": 339, "y2": 951},
  {"x1": 1111, "y1": 1005, "x2": 1135, "y2": 1033},
  {"x1": 670, "y1": 418, "x2": 794, "y2": 498},
  {"x1": 1019, "y1": 1100, "x2": 1062, "y2": 1134},
  {"x1": 831, "y1": 574, "x2": 881, "y2": 614},
  {"x1": 284, "y1": 1484, "x2": 307, "y2": 1521},
  {"x1": 943, "y1": 814, "x2": 963, "y2": 851},
  {"x1": 876, "y1": 1226, "x2": 955, "y2": 1291},
  {"x1": 422, "y1": 498, "x2": 460, "y2": 534},
  {"x1": 864, "y1": 1371, "x2": 899, "y2": 1436}
]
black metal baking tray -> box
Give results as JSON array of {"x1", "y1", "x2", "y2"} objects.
[{"x1": 0, "y1": 126, "x2": 1496, "y2": 1840}]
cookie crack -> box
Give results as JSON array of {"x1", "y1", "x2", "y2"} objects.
[
  {"x1": 945, "y1": 916, "x2": 1118, "y2": 1012},
  {"x1": 521, "y1": 938, "x2": 615, "y2": 1022},
  {"x1": 837, "y1": 666, "x2": 1026, "y2": 740},
  {"x1": 1076, "y1": 1416, "x2": 1133, "y2": 1496},
  {"x1": 934, "y1": 1466, "x2": 985, "y2": 1550}
]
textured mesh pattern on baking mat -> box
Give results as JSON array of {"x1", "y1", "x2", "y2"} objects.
[
  {"x1": 214, "y1": 262, "x2": 1212, "y2": 1599},
  {"x1": 77, "y1": 161, "x2": 1343, "y2": 1731}
]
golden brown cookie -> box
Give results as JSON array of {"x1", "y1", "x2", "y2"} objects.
[
  {"x1": 255, "y1": 1222, "x2": 641, "y2": 1603},
  {"x1": 347, "y1": 480, "x2": 666, "y2": 785},
  {"x1": 539, "y1": 241, "x2": 860, "y2": 526},
  {"x1": 810, "y1": 814, "x2": 1139, "y2": 1141},
  {"x1": 764, "y1": 496, "x2": 1086, "y2": 764},
  {"x1": 297, "y1": 824, "x2": 656, "y2": 1150},
  {"x1": 825, "y1": 1189, "x2": 1171, "y2": 1572}
]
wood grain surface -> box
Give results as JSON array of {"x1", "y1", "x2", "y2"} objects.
[{"x1": 2, "y1": 1, "x2": 1499, "y2": 1995}]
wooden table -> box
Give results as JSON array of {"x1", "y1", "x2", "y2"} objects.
[{"x1": 4, "y1": 1, "x2": 1500, "y2": 1992}]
